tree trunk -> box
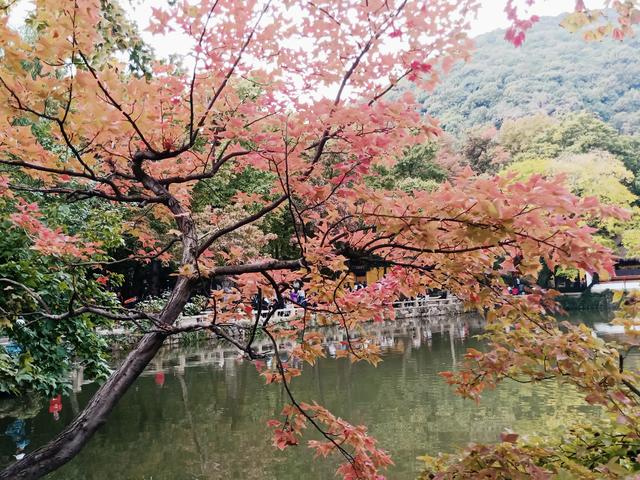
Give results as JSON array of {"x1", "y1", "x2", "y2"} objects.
[
  {"x1": 0, "y1": 276, "x2": 194, "y2": 480},
  {"x1": 0, "y1": 332, "x2": 167, "y2": 480},
  {"x1": 1, "y1": 152, "x2": 201, "y2": 479}
]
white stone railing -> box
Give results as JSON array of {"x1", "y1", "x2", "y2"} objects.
[
  {"x1": 182, "y1": 296, "x2": 462, "y2": 326},
  {"x1": 94, "y1": 295, "x2": 463, "y2": 338},
  {"x1": 392, "y1": 296, "x2": 463, "y2": 318}
]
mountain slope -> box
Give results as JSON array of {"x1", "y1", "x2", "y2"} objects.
[{"x1": 416, "y1": 14, "x2": 640, "y2": 135}]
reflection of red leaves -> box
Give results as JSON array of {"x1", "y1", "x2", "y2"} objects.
[
  {"x1": 500, "y1": 431, "x2": 519, "y2": 444},
  {"x1": 154, "y1": 371, "x2": 165, "y2": 387},
  {"x1": 96, "y1": 275, "x2": 109, "y2": 285}
]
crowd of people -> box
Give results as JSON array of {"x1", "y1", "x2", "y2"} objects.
[
  {"x1": 251, "y1": 280, "x2": 307, "y2": 314},
  {"x1": 507, "y1": 278, "x2": 527, "y2": 295},
  {"x1": 250, "y1": 279, "x2": 374, "y2": 314}
]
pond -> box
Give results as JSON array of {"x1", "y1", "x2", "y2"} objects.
[{"x1": 0, "y1": 312, "x2": 611, "y2": 479}]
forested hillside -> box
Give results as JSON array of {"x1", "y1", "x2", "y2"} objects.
[{"x1": 417, "y1": 14, "x2": 640, "y2": 135}]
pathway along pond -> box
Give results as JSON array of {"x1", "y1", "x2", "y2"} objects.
[{"x1": 0, "y1": 312, "x2": 611, "y2": 479}]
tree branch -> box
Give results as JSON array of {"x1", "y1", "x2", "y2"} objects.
[
  {"x1": 210, "y1": 258, "x2": 303, "y2": 276},
  {"x1": 197, "y1": 194, "x2": 287, "y2": 256}
]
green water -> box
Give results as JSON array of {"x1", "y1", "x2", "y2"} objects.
[{"x1": 0, "y1": 313, "x2": 607, "y2": 479}]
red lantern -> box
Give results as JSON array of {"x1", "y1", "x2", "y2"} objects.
[
  {"x1": 154, "y1": 371, "x2": 165, "y2": 387},
  {"x1": 49, "y1": 395, "x2": 62, "y2": 420}
]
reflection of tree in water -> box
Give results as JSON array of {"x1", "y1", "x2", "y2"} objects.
[
  {"x1": 0, "y1": 395, "x2": 41, "y2": 466},
  {"x1": 1, "y1": 313, "x2": 608, "y2": 479},
  {"x1": 4, "y1": 419, "x2": 29, "y2": 461},
  {"x1": 0, "y1": 395, "x2": 41, "y2": 421}
]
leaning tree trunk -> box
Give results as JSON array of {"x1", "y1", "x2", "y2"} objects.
[
  {"x1": 0, "y1": 152, "x2": 201, "y2": 479},
  {"x1": 0, "y1": 277, "x2": 193, "y2": 480},
  {"x1": 0, "y1": 332, "x2": 166, "y2": 480}
]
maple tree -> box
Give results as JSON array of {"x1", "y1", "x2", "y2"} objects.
[{"x1": 0, "y1": 0, "x2": 639, "y2": 479}]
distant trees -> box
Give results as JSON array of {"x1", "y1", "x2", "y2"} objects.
[
  {"x1": 458, "y1": 126, "x2": 510, "y2": 175},
  {"x1": 505, "y1": 151, "x2": 637, "y2": 252},
  {"x1": 451, "y1": 112, "x2": 640, "y2": 255},
  {"x1": 498, "y1": 113, "x2": 640, "y2": 185},
  {"x1": 366, "y1": 141, "x2": 454, "y2": 192},
  {"x1": 414, "y1": 15, "x2": 640, "y2": 135},
  {"x1": 396, "y1": 112, "x2": 640, "y2": 256}
]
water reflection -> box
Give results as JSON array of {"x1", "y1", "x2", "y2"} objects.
[
  {"x1": 4, "y1": 419, "x2": 28, "y2": 461},
  {"x1": 0, "y1": 313, "x2": 608, "y2": 479},
  {"x1": 136, "y1": 315, "x2": 484, "y2": 380}
]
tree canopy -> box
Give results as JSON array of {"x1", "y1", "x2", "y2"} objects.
[{"x1": 0, "y1": 1, "x2": 639, "y2": 479}]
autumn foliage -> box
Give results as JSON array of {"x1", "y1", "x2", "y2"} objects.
[{"x1": 0, "y1": 0, "x2": 639, "y2": 479}]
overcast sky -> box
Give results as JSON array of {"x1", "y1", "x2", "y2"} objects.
[
  {"x1": 128, "y1": 0, "x2": 606, "y2": 57},
  {"x1": 10, "y1": 0, "x2": 607, "y2": 57},
  {"x1": 470, "y1": 0, "x2": 605, "y2": 35}
]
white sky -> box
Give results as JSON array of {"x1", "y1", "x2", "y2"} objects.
[
  {"x1": 129, "y1": 1, "x2": 606, "y2": 58},
  {"x1": 470, "y1": 0, "x2": 605, "y2": 36},
  {"x1": 9, "y1": 0, "x2": 607, "y2": 58}
]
